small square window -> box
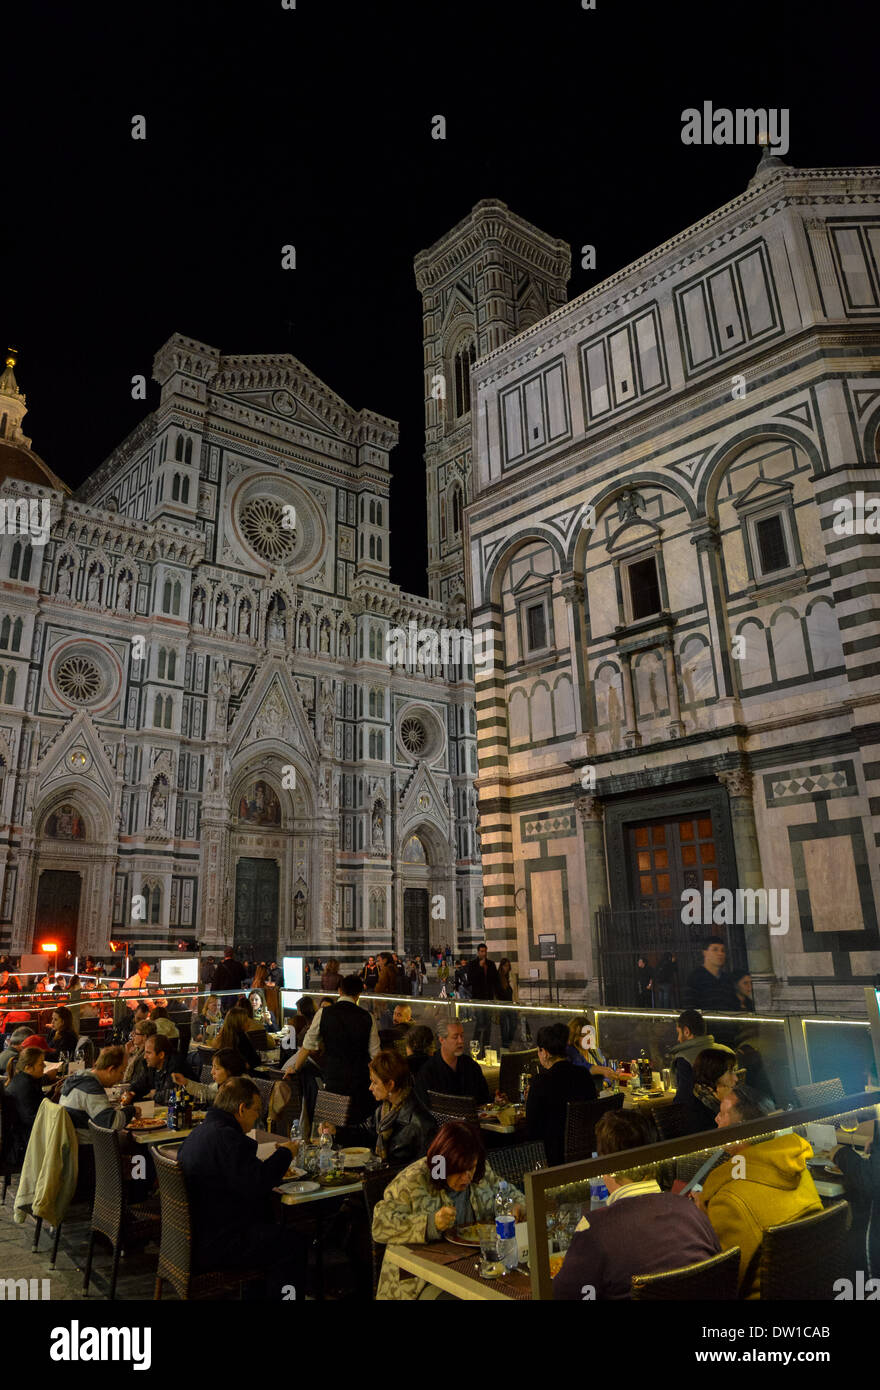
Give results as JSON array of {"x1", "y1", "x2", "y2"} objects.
[
  {"x1": 525, "y1": 602, "x2": 547, "y2": 652},
  {"x1": 754, "y1": 513, "x2": 789, "y2": 575},
  {"x1": 627, "y1": 556, "x2": 662, "y2": 620}
]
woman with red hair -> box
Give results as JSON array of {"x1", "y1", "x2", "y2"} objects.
[{"x1": 371, "y1": 1121, "x2": 526, "y2": 1299}]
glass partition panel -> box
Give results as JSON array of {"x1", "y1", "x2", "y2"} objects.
[
  {"x1": 802, "y1": 1017, "x2": 877, "y2": 1092},
  {"x1": 594, "y1": 1006, "x2": 795, "y2": 1106},
  {"x1": 523, "y1": 1092, "x2": 880, "y2": 1301}
]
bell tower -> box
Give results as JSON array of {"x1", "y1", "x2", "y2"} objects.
[{"x1": 414, "y1": 200, "x2": 570, "y2": 605}]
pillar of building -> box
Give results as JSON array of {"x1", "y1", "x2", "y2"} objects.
[{"x1": 717, "y1": 767, "x2": 776, "y2": 1004}]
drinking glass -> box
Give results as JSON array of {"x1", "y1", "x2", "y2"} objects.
[
  {"x1": 289, "y1": 1118, "x2": 301, "y2": 1145},
  {"x1": 478, "y1": 1224, "x2": 502, "y2": 1278},
  {"x1": 470, "y1": 1040, "x2": 481, "y2": 1060}
]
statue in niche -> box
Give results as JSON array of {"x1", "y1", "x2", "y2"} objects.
[
  {"x1": 240, "y1": 603, "x2": 251, "y2": 636},
  {"x1": 339, "y1": 625, "x2": 350, "y2": 659},
  {"x1": 320, "y1": 680, "x2": 334, "y2": 744},
  {"x1": 150, "y1": 781, "x2": 168, "y2": 829},
  {"x1": 267, "y1": 601, "x2": 285, "y2": 642},
  {"x1": 193, "y1": 591, "x2": 205, "y2": 625},
  {"x1": 319, "y1": 619, "x2": 330, "y2": 653},
  {"x1": 216, "y1": 596, "x2": 229, "y2": 631},
  {"x1": 299, "y1": 613, "x2": 311, "y2": 649},
  {"x1": 87, "y1": 566, "x2": 103, "y2": 604},
  {"x1": 56, "y1": 561, "x2": 72, "y2": 597},
  {"x1": 371, "y1": 801, "x2": 386, "y2": 852},
  {"x1": 117, "y1": 574, "x2": 132, "y2": 610},
  {"x1": 294, "y1": 890, "x2": 306, "y2": 934}
]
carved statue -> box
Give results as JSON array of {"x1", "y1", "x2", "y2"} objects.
[
  {"x1": 339, "y1": 625, "x2": 350, "y2": 659},
  {"x1": 56, "y1": 562, "x2": 72, "y2": 597},
  {"x1": 193, "y1": 591, "x2": 205, "y2": 625},
  {"x1": 216, "y1": 596, "x2": 229, "y2": 631},
  {"x1": 617, "y1": 489, "x2": 646, "y2": 523},
  {"x1": 319, "y1": 619, "x2": 330, "y2": 653},
  {"x1": 240, "y1": 603, "x2": 251, "y2": 635},
  {"x1": 150, "y1": 784, "x2": 167, "y2": 828},
  {"x1": 371, "y1": 801, "x2": 385, "y2": 852},
  {"x1": 300, "y1": 614, "x2": 311, "y2": 649},
  {"x1": 294, "y1": 891, "x2": 306, "y2": 934},
  {"x1": 87, "y1": 568, "x2": 102, "y2": 604},
  {"x1": 268, "y1": 604, "x2": 285, "y2": 641}
]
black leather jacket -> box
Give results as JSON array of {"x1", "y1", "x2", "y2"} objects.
[{"x1": 355, "y1": 1092, "x2": 438, "y2": 1165}]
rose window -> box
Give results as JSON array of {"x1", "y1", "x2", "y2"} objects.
[
  {"x1": 401, "y1": 716, "x2": 427, "y2": 755},
  {"x1": 57, "y1": 655, "x2": 102, "y2": 703},
  {"x1": 240, "y1": 497, "x2": 297, "y2": 562}
]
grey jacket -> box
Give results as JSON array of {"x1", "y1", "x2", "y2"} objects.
[{"x1": 60, "y1": 1071, "x2": 134, "y2": 1133}]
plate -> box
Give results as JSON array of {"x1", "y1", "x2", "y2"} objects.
[
  {"x1": 443, "y1": 1225, "x2": 484, "y2": 1247},
  {"x1": 284, "y1": 1166, "x2": 307, "y2": 1180},
  {"x1": 341, "y1": 1152, "x2": 370, "y2": 1168},
  {"x1": 316, "y1": 1172, "x2": 353, "y2": 1187},
  {"x1": 825, "y1": 1163, "x2": 844, "y2": 1177},
  {"x1": 281, "y1": 1180, "x2": 320, "y2": 1195},
  {"x1": 341, "y1": 1146, "x2": 371, "y2": 1156}
]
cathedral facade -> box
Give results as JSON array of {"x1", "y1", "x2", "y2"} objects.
[
  {"x1": 460, "y1": 157, "x2": 880, "y2": 1011},
  {"x1": 0, "y1": 337, "x2": 481, "y2": 965}
]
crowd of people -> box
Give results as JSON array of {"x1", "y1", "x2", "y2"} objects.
[{"x1": 1, "y1": 941, "x2": 877, "y2": 1302}]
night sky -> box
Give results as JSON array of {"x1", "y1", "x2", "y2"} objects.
[{"x1": 4, "y1": 0, "x2": 875, "y2": 599}]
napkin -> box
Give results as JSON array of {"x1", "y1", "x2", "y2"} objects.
[{"x1": 257, "y1": 1141, "x2": 279, "y2": 1161}]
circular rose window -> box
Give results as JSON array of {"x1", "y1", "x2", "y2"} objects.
[
  {"x1": 240, "y1": 497, "x2": 297, "y2": 563},
  {"x1": 57, "y1": 654, "x2": 103, "y2": 704},
  {"x1": 401, "y1": 716, "x2": 426, "y2": 755}
]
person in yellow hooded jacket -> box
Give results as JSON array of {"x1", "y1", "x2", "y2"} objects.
[{"x1": 698, "y1": 1082, "x2": 823, "y2": 1298}]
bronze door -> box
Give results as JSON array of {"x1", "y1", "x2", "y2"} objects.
[
  {"x1": 628, "y1": 814, "x2": 719, "y2": 915},
  {"x1": 33, "y1": 869, "x2": 82, "y2": 959},
  {"x1": 234, "y1": 858, "x2": 279, "y2": 964}
]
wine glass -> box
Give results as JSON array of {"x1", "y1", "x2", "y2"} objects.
[
  {"x1": 470, "y1": 1040, "x2": 481, "y2": 1061},
  {"x1": 289, "y1": 1118, "x2": 301, "y2": 1146}
]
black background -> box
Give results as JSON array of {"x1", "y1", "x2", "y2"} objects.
[{"x1": 3, "y1": 0, "x2": 876, "y2": 597}]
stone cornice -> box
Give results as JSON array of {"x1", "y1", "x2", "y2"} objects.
[
  {"x1": 414, "y1": 199, "x2": 571, "y2": 292},
  {"x1": 75, "y1": 412, "x2": 157, "y2": 502},
  {"x1": 472, "y1": 167, "x2": 880, "y2": 387}
]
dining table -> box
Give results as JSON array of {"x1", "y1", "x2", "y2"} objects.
[{"x1": 383, "y1": 1240, "x2": 532, "y2": 1300}]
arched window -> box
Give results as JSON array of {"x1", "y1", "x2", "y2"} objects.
[
  {"x1": 171, "y1": 581, "x2": 181, "y2": 616},
  {"x1": 144, "y1": 881, "x2": 162, "y2": 925},
  {"x1": 0, "y1": 618, "x2": 9, "y2": 648},
  {"x1": 453, "y1": 340, "x2": 476, "y2": 418},
  {"x1": 369, "y1": 500, "x2": 376, "y2": 525},
  {"x1": 162, "y1": 578, "x2": 172, "y2": 612},
  {"x1": 167, "y1": 649, "x2": 176, "y2": 681},
  {"x1": 172, "y1": 474, "x2": 180, "y2": 501},
  {"x1": 368, "y1": 730, "x2": 376, "y2": 758},
  {"x1": 360, "y1": 533, "x2": 364, "y2": 557},
  {"x1": 10, "y1": 541, "x2": 32, "y2": 582},
  {"x1": 452, "y1": 486, "x2": 463, "y2": 534},
  {"x1": 376, "y1": 537, "x2": 383, "y2": 562},
  {"x1": 359, "y1": 627, "x2": 364, "y2": 658},
  {"x1": 11, "y1": 617, "x2": 21, "y2": 651},
  {"x1": 376, "y1": 503, "x2": 383, "y2": 527},
  {"x1": 369, "y1": 535, "x2": 376, "y2": 560},
  {"x1": 153, "y1": 694, "x2": 163, "y2": 726},
  {"x1": 184, "y1": 439, "x2": 193, "y2": 466},
  {"x1": 175, "y1": 436, "x2": 184, "y2": 462},
  {"x1": 164, "y1": 696, "x2": 173, "y2": 729},
  {"x1": 158, "y1": 649, "x2": 166, "y2": 679},
  {"x1": 376, "y1": 731, "x2": 384, "y2": 760},
  {"x1": 1, "y1": 669, "x2": 11, "y2": 703},
  {"x1": 181, "y1": 476, "x2": 190, "y2": 504}
]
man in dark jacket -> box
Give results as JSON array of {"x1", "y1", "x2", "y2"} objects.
[
  {"x1": 553, "y1": 1109, "x2": 720, "y2": 1300},
  {"x1": 130, "y1": 1032, "x2": 183, "y2": 1104},
  {"x1": 212, "y1": 948, "x2": 246, "y2": 1013},
  {"x1": 287, "y1": 974, "x2": 379, "y2": 1126},
  {"x1": 466, "y1": 942, "x2": 500, "y2": 1058},
  {"x1": 413, "y1": 1019, "x2": 490, "y2": 1108},
  {"x1": 178, "y1": 1076, "x2": 306, "y2": 1297},
  {"x1": 527, "y1": 1023, "x2": 598, "y2": 1165},
  {"x1": 681, "y1": 938, "x2": 740, "y2": 1014}
]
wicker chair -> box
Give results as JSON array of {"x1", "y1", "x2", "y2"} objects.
[
  {"x1": 563, "y1": 1094, "x2": 624, "y2": 1163},
  {"x1": 643, "y1": 1101, "x2": 693, "y2": 1142},
  {"x1": 250, "y1": 1076, "x2": 275, "y2": 1125},
  {"x1": 498, "y1": 1049, "x2": 539, "y2": 1101},
  {"x1": 83, "y1": 1121, "x2": 160, "y2": 1299},
  {"x1": 153, "y1": 1148, "x2": 262, "y2": 1300},
  {"x1": 756, "y1": 1200, "x2": 850, "y2": 1300},
  {"x1": 267, "y1": 1075, "x2": 302, "y2": 1136},
  {"x1": 427, "y1": 1091, "x2": 480, "y2": 1125},
  {"x1": 313, "y1": 1089, "x2": 351, "y2": 1129},
  {"x1": 362, "y1": 1163, "x2": 409, "y2": 1296},
  {"x1": 631, "y1": 1245, "x2": 741, "y2": 1300},
  {"x1": 199, "y1": 1064, "x2": 214, "y2": 1085},
  {"x1": 793, "y1": 1078, "x2": 846, "y2": 1109},
  {"x1": 0, "y1": 1088, "x2": 27, "y2": 1204},
  {"x1": 487, "y1": 1140, "x2": 547, "y2": 1189}
]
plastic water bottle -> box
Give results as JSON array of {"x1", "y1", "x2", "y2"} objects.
[
  {"x1": 494, "y1": 1179, "x2": 518, "y2": 1271},
  {"x1": 318, "y1": 1129, "x2": 334, "y2": 1177}
]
